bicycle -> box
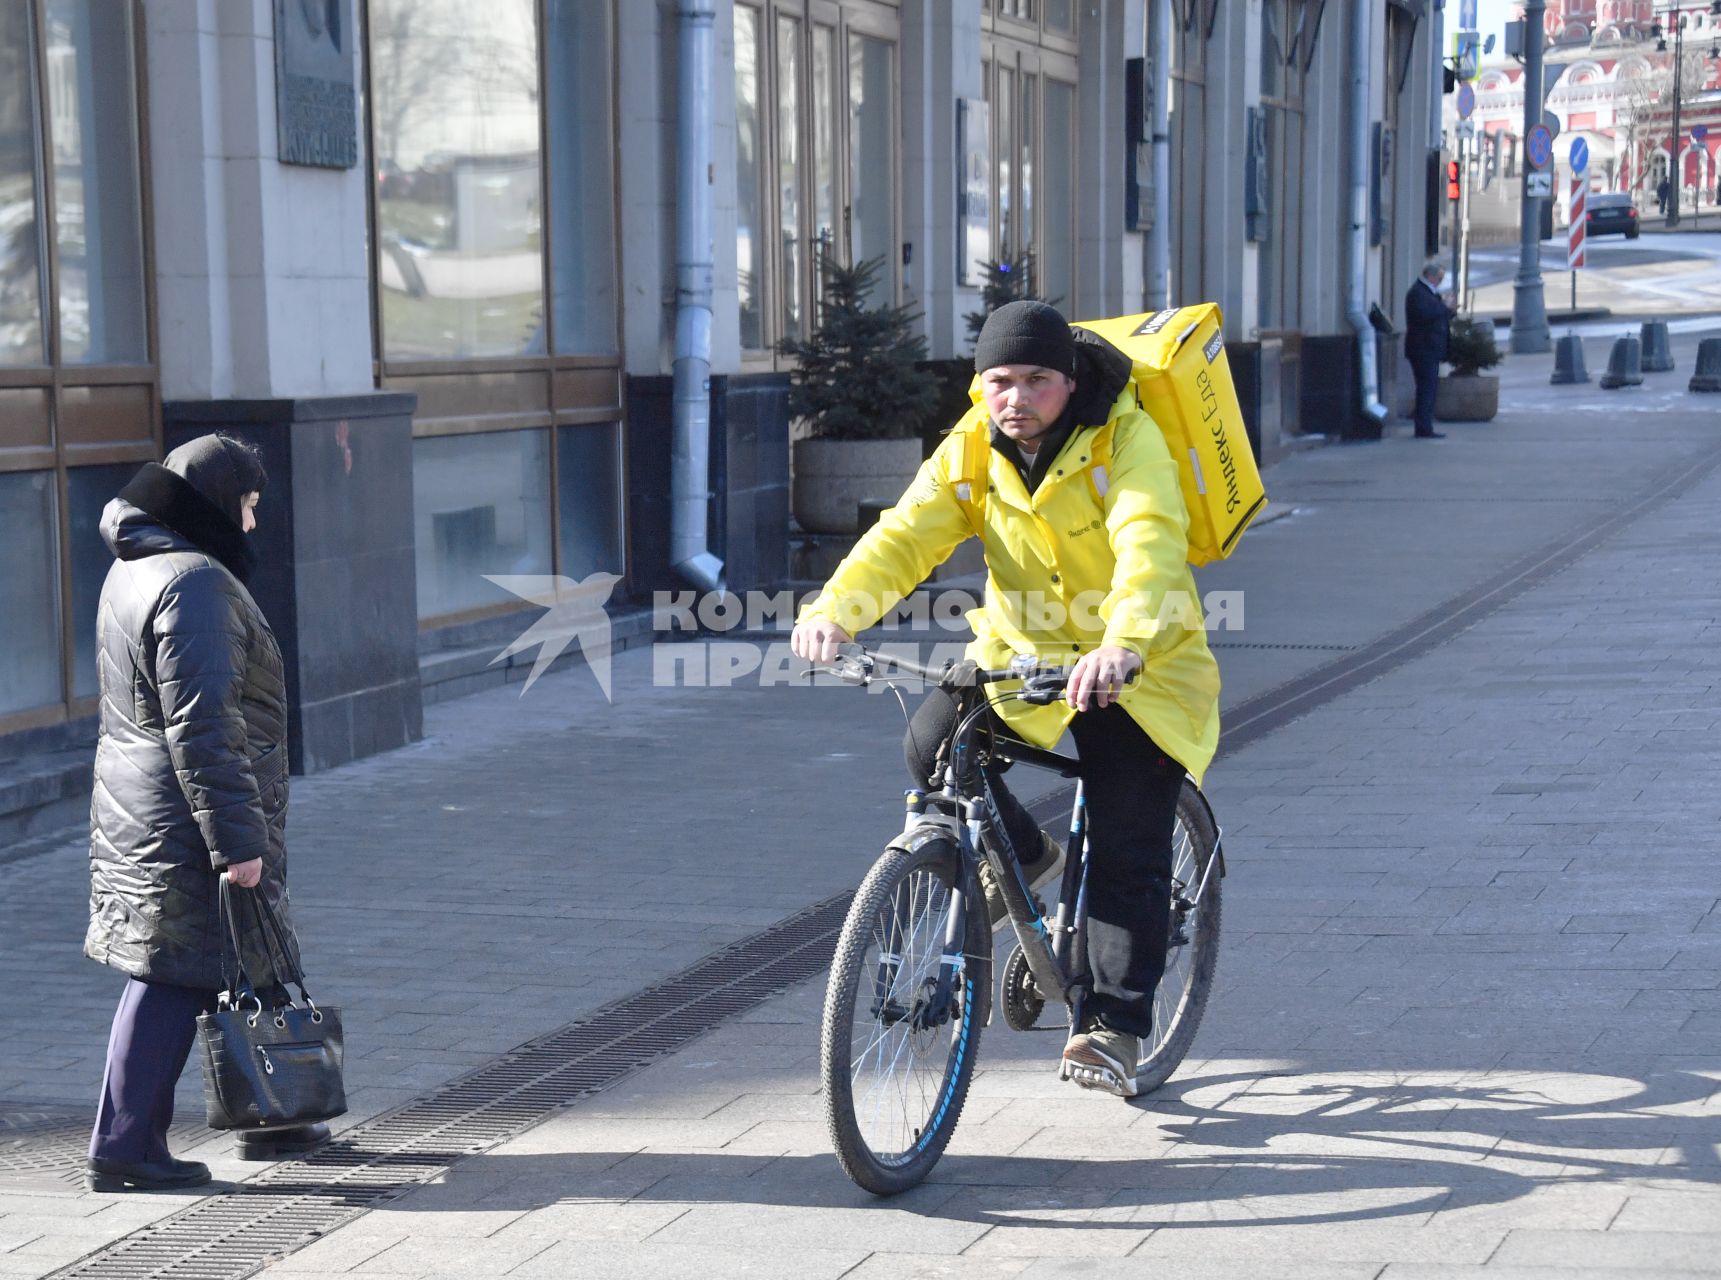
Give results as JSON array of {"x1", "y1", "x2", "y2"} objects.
[{"x1": 817, "y1": 645, "x2": 1226, "y2": 1196}]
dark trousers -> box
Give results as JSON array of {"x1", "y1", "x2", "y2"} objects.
[
  {"x1": 905, "y1": 690, "x2": 1185, "y2": 1038},
  {"x1": 89, "y1": 978, "x2": 215, "y2": 1163},
  {"x1": 1410, "y1": 353, "x2": 1441, "y2": 436}
]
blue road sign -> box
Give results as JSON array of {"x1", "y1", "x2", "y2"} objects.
[
  {"x1": 1460, "y1": 0, "x2": 1478, "y2": 27},
  {"x1": 1570, "y1": 137, "x2": 1589, "y2": 175},
  {"x1": 1694, "y1": 124, "x2": 1710, "y2": 143},
  {"x1": 1526, "y1": 123, "x2": 1554, "y2": 171},
  {"x1": 1457, "y1": 83, "x2": 1476, "y2": 120}
]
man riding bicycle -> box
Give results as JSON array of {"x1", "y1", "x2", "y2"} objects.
[{"x1": 791, "y1": 300, "x2": 1220, "y2": 1098}]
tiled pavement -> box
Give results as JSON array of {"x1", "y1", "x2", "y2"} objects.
[{"x1": 4, "y1": 332, "x2": 1721, "y2": 1276}]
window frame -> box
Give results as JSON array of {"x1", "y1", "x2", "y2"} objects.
[
  {"x1": 0, "y1": 0, "x2": 160, "y2": 736},
  {"x1": 735, "y1": 0, "x2": 902, "y2": 369},
  {"x1": 359, "y1": 0, "x2": 632, "y2": 630},
  {"x1": 983, "y1": 30, "x2": 1079, "y2": 313}
]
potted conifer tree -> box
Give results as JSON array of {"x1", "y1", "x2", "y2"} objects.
[
  {"x1": 780, "y1": 252, "x2": 938, "y2": 534},
  {"x1": 1436, "y1": 316, "x2": 1503, "y2": 422}
]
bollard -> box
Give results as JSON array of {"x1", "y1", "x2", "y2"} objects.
[
  {"x1": 1599, "y1": 335, "x2": 1644, "y2": 389},
  {"x1": 1550, "y1": 334, "x2": 1589, "y2": 385},
  {"x1": 1692, "y1": 338, "x2": 1721, "y2": 393},
  {"x1": 1639, "y1": 319, "x2": 1675, "y2": 372}
]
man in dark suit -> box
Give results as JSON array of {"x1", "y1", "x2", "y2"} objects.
[{"x1": 1404, "y1": 259, "x2": 1454, "y2": 440}]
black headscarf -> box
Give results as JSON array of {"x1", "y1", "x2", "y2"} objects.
[{"x1": 117, "y1": 434, "x2": 267, "y2": 584}]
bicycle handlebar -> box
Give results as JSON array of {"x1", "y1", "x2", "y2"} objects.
[{"x1": 827, "y1": 644, "x2": 1073, "y2": 703}]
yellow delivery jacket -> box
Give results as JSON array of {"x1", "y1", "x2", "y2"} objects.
[{"x1": 801, "y1": 371, "x2": 1221, "y2": 785}]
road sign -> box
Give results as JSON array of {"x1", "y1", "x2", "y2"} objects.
[
  {"x1": 1568, "y1": 175, "x2": 1587, "y2": 270},
  {"x1": 1694, "y1": 124, "x2": 1710, "y2": 143},
  {"x1": 1526, "y1": 123, "x2": 1554, "y2": 171},
  {"x1": 1454, "y1": 30, "x2": 1481, "y2": 81},
  {"x1": 1526, "y1": 170, "x2": 1553, "y2": 198},
  {"x1": 1570, "y1": 137, "x2": 1589, "y2": 176},
  {"x1": 1459, "y1": 0, "x2": 1478, "y2": 28},
  {"x1": 1456, "y1": 118, "x2": 1477, "y2": 140},
  {"x1": 1541, "y1": 111, "x2": 1562, "y2": 140},
  {"x1": 1457, "y1": 83, "x2": 1476, "y2": 120}
]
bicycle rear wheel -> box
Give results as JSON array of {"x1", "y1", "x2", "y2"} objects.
[
  {"x1": 1136, "y1": 780, "x2": 1223, "y2": 1094},
  {"x1": 822, "y1": 838, "x2": 991, "y2": 1195}
]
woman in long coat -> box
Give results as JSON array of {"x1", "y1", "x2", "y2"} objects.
[{"x1": 84, "y1": 433, "x2": 322, "y2": 1191}]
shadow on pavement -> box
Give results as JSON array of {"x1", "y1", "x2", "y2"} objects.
[{"x1": 367, "y1": 1066, "x2": 1721, "y2": 1232}]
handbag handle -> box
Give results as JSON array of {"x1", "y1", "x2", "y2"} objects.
[{"x1": 217, "y1": 876, "x2": 311, "y2": 1008}]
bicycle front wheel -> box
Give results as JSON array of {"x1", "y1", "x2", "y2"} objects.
[
  {"x1": 1136, "y1": 780, "x2": 1224, "y2": 1094},
  {"x1": 821, "y1": 838, "x2": 991, "y2": 1195}
]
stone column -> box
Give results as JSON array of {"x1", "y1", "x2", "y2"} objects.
[{"x1": 146, "y1": 0, "x2": 421, "y2": 772}]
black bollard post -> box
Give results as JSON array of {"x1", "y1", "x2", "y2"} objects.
[
  {"x1": 1639, "y1": 320, "x2": 1675, "y2": 373},
  {"x1": 1599, "y1": 336, "x2": 1644, "y2": 389},
  {"x1": 1550, "y1": 334, "x2": 1589, "y2": 385},
  {"x1": 1691, "y1": 338, "x2": 1721, "y2": 393}
]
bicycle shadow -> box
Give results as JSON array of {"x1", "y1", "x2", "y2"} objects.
[{"x1": 379, "y1": 1065, "x2": 1721, "y2": 1233}]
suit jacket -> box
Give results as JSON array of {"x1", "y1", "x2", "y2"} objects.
[{"x1": 1404, "y1": 279, "x2": 1450, "y2": 364}]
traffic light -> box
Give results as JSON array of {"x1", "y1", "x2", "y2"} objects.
[{"x1": 1447, "y1": 159, "x2": 1462, "y2": 201}]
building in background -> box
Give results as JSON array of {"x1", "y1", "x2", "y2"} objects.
[
  {"x1": 1468, "y1": 1, "x2": 1721, "y2": 208},
  {"x1": 0, "y1": 0, "x2": 1439, "y2": 834}
]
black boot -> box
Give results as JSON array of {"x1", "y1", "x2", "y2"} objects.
[
  {"x1": 236, "y1": 1122, "x2": 331, "y2": 1161},
  {"x1": 85, "y1": 1155, "x2": 212, "y2": 1192}
]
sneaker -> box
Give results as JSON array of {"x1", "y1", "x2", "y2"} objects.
[
  {"x1": 1060, "y1": 1020, "x2": 1141, "y2": 1098},
  {"x1": 977, "y1": 833, "x2": 1065, "y2": 930}
]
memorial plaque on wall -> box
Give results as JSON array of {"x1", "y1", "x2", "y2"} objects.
[{"x1": 273, "y1": 0, "x2": 358, "y2": 168}]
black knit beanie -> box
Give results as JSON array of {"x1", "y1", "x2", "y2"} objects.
[{"x1": 974, "y1": 300, "x2": 1076, "y2": 376}]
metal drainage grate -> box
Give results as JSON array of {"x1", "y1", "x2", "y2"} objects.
[
  {"x1": 1208, "y1": 642, "x2": 1357, "y2": 652},
  {"x1": 50, "y1": 892, "x2": 853, "y2": 1280}
]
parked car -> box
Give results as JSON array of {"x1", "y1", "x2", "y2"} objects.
[{"x1": 1585, "y1": 193, "x2": 1640, "y2": 240}]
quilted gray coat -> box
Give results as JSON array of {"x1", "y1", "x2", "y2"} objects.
[{"x1": 85, "y1": 457, "x2": 300, "y2": 992}]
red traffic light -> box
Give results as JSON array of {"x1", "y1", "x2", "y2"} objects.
[{"x1": 1446, "y1": 160, "x2": 1461, "y2": 200}]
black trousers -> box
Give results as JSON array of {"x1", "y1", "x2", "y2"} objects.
[
  {"x1": 904, "y1": 689, "x2": 1185, "y2": 1037},
  {"x1": 89, "y1": 978, "x2": 216, "y2": 1163},
  {"x1": 1410, "y1": 353, "x2": 1441, "y2": 436}
]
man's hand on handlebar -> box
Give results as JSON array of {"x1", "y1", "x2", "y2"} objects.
[
  {"x1": 1066, "y1": 645, "x2": 1141, "y2": 711},
  {"x1": 791, "y1": 619, "x2": 853, "y2": 664}
]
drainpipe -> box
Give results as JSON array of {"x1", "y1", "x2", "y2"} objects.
[
  {"x1": 1345, "y1": 0, "x2": 1389, "y2": 427},
  {"x1": 672, "y1": 0, "x2": 724, "y2": 592},
  {"x1": 1146, "y1": 0, "x2": 1172, "y2": 308}
]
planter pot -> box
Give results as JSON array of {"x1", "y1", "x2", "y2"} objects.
[
  {"x1": 791, "y1": 437, "x2": 924, "y2": 534},
  {"x1": 1435, "y1": 373, "x2": 1499, "y2": 423}
]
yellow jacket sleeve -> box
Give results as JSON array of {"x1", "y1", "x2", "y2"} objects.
[
  {"x1": 799, "y1": 435, "x2": 976, "y2": 635},
  {"x1": 1098, "y1": 407, "x2": 1197, "y2": 659}
]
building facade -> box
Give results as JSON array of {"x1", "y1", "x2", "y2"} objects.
[
  {"x1": 1469, "y1": 1, "x2": 1721, "y2": 206},
  {"x1": 0, "y1": 0, "x2": 1441, "y2": 790}
]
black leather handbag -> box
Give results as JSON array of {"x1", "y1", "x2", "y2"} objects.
[{"x1": 196, "y1": 878, "x2": 347, "y2": 1131}]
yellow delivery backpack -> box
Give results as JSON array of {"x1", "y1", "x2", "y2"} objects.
[{"x1": 957, "y1": 303, "x2": 1267, "y2": 566}]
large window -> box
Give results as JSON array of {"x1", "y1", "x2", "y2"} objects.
[
  {"x1": 366, "y1": 0, "x2": 626, "y2": 625},
  {"x1": 0, "y1": 0, "x2": 155, "y2": 735},
  {"x1": 732, "y1": 1, "x2": 900, "y2": 357},
  {"x1": 1257, "y1": 0, "x2": 1309, "y2": 333},
  {"x1": 1169, "y1": 1, "x2": 1212, "y2": 306},
  {"x1": 984, "y1": 19, "x2": 1078, "y2": 313}
]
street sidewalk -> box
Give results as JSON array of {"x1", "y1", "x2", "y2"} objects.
[{"x1": 4, "y1": 327, "x2": 1721, "y2": 1276}]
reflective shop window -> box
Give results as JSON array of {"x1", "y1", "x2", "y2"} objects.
[
  {"x1": 0, "y1": 471, "x2": 62, "y2": 714},
  {"x1": 0, "y1": 0, "x2": 46, "y2": 366},
  {"x1": 545, "y1": 0, "x2": 618, "y2": 356},
  {"x1": 46, "y1": 0, "x2": 147, "y2": 365},
  {"x1": 734, "y1": 5, "x2": 765, "y2": 350},
  {"x1": 67, "y1": 462, "x2": 131, "y2": 699},
  {"x1": 811, "y1": 24, "x2": 838, "y2": 274},
  {"x1": 370, "y1": 0, "x2": 545, "y2": 359},
  {"x1": 1041, "y1": 78, "x2": 1074, "y2": 310},
  {"x1": 412, "y1": 430, "x2": 553, "y2": 620},
  {"x1": 777, "y1": 14, "x2": 804, "y2": 342},
  {"x1": 554, "y1": 423, "x2": 623, "y2": 582},
  {"x1": 848, "y1": 33, "x2": 893, "y2": 301}
]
